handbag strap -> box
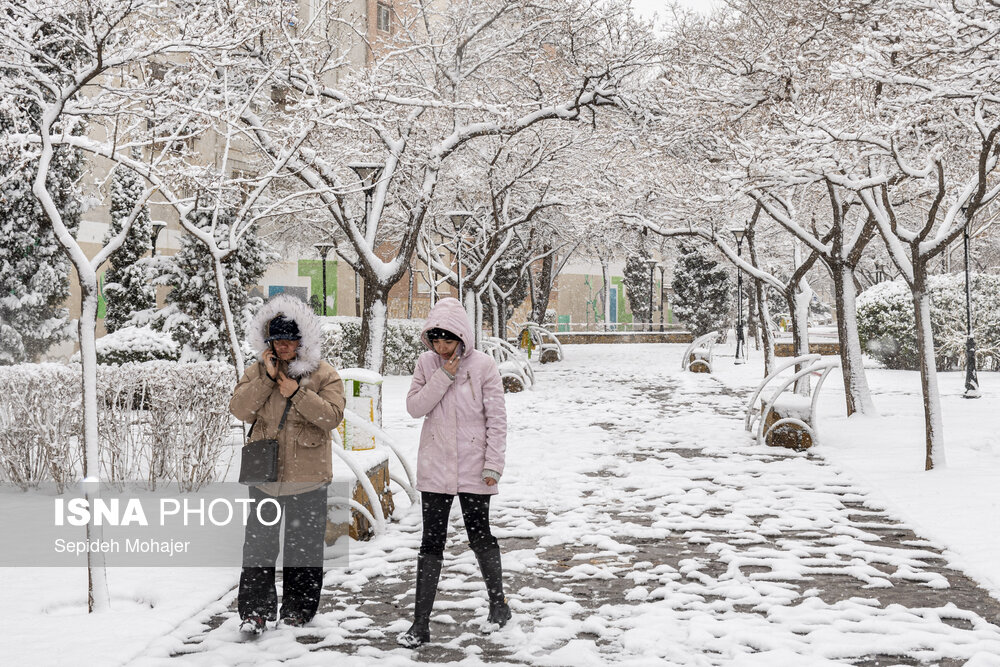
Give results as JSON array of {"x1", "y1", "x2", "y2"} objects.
[{"x1": 249, "y1": 398, "x2": 293, "y2": 439}]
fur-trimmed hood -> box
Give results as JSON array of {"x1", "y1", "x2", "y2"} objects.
[{"x1": 247, "y1": 294, "x2": 323, "y2": 378}]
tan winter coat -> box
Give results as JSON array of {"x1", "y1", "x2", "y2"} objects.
[{"x1": 230, "y1": 294, "x2": 345, "y2": 496}]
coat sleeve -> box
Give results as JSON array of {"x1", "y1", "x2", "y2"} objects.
[
  {"x1": 406, "y1": 355, "x2": 453, "y2": 418},
  {"x1": 290, "y1": 365, "x2": 346, "y2": 431},
  {"x1": 480, "y1": 358, "x2": 507, "y2": 475},
  {"x1": 229, "y1": 362, "x2": 275, "y2": 423}
]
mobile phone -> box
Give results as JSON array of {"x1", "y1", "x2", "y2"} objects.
[{"x1": 269, "y1": 341, "x2": 277, "y2": 357}]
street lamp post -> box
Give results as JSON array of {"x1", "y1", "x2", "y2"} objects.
[
  {"x1": 314, "y1": 242, "x2": 336, "y2": 316},
  {"x1": 731, "y1": 226, "x2": 747, "y2": 364},
  {"x1": 348, "y1": 162, "x2": 383, "y2": 317},
  {"x1": 962, "y1": 220, "x2": 980, "y2": 398},
  {"x1": 445, "y1": 210, "x2": 474, "y2": 304}
]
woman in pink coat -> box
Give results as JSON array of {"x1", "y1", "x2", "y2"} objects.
[{"x1": 397, "y1": 297, "x2": 510, "y2": 648}]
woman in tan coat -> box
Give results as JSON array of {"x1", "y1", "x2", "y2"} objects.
[{"x1": 229, "y1": 294, "x2": 345, "y2": 634}]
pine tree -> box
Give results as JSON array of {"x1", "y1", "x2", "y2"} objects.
[
  {"x1": 155, "y1": 209, "x2": 272, "y2": 360},
  {"x1": 671, "y1": 242, "x2": 733, "y2": 338},
  {"x1": 0, "y1": 13, "x2": 86, "y2": 364},
  {"x1": 623, "y1": 254, "x2": 653, "y2": 325},
  {"x1": 103, "y1": 162, "x2": 154, "y2": 333},
  {"x1": 0, "y1": 118, "x2": 82, "y2": 364}
]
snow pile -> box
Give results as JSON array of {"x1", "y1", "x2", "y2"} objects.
[{"x1": 92, "y1": 326, "x2": 179, "y2": 365}]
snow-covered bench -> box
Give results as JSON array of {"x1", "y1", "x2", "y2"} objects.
[
  {"x1": 743, "y1": 354, "x2": 839, "y2": 450},
  {"x1": 518, "y1": 323, "x2": 564, "y2": 364},
  {"x1": 681, "y1": 331, "x2": 719, "y2": 373},
  {"x1": 481, "y1": 336, "x2": 535, "y2": 392}
]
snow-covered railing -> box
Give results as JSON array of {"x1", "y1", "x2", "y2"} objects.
[
  {"x1": 744, "y1": 354, "x2": 840, "y2": 449},
  {"x1": 517, "y1": 323, "x2": 564, "y2": 364},
  {"x1": 681, "y1": 331, "x2": 720, "y2": 373},
  {"x1": 481, "y1": 337, "x2": 535, "y2": 392}
]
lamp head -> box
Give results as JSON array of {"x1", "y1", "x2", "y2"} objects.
[{"x1": 348, "y1": 162, "x2": 383, "y2": 194}]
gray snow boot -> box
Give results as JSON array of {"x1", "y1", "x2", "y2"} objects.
[
  {"x1": 474, "y1": 546, "x2": 512, "y2": 629},
  {"x1": 397, "y1": 553, "x2": 443, "y2": 648}
]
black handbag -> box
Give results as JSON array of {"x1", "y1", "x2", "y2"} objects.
[{"x1": 239, "y1": 399, "x2": 292, "y2": 485}]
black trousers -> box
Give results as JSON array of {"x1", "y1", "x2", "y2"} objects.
[
  {"x1": 238, "y1": 484, "x2": 328, "y2": 621},
  {"x1": 419, "y1": 491, "x2": 499, "y2": 556}
]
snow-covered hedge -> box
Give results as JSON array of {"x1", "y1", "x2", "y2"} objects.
[
  {"x1": 0, "y1": 362, "x2": 233, "y2": 491},
  {"x1": 856, "y1": 274, "x2": 1000, "y2": 371},
  {"x1": 320, "y1": 317, "x2": 425, "y2": 375},
  {"x1": 94, "y1": 325, "x2": 180, "y2": 364}
]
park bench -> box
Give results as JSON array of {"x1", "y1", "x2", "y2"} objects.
[
  {"x1": 681, "y1": 331, "x2": 720, "y2": 373},
  {"x1": 481, "y1": 336, "x2": 535, "y2": 393},
  {"x1": 517, "y1": 323, "x2": 564, "y2": 364},
  {"x1": 743, "y1": 353, "x2": 839, "y2": 450}
]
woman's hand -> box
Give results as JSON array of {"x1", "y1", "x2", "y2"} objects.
[
  {"x1": 484, "y1": 477, "x2": 497, "y2": 487},
  {"x1": 262, "y1": 348, "x2": 278, "y2": 378},
  {"x1": 443, "y1": 349, "x2": 461, "y2": 376},
  {"x1": 277, "y1": 371, "x2": 299, "y2": 398}
]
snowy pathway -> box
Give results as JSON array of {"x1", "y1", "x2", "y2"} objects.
[{"x1": 134, "y1": 345, "x2": 1000, "y2": 666}]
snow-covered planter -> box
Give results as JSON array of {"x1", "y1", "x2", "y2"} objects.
[
  {"x1": 0, "y1": 362, "x2": 233, "y2": 491},
  {"x1": 320, "y1": 317, "x2": 424, "y2": 375},
  {"x1": 856, "y1": 274, "x2": 1000, "y2": 371},
  {"x1": 93, "y1": 325, "x2": 180, "y2": 364}
]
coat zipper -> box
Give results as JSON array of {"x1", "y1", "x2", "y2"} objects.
[{"x1": 467, "y1": 371, "x2": 475, "y2": 400}]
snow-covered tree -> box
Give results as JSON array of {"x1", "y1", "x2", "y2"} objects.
[
  {"x1": 155, "y1": 209, "x2": 272, "y2": 361},
  {"x1": 0, "y1": 25, "x2": 84, "y2": 365},
  {"x1": 103, "y1": 162, "x2": 154, "y2": 333},
  {"x1": 237, "y1": 0, "x2": 660, "y2": 375},
  {"x1": 0, "y1": 127, "x2": 81, "y2": 364},
  {"x1": 671, "y1": 243, "x2": 732, "y2": 339},
  {"x1": 623, "y1": 254, "x2": 654, "y2": 326},
  {"x1": 0, "y1": 0, "x2": 264, "y2": 611}
]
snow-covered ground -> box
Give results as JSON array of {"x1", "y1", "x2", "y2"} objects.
[{"x1": 4, "y1": 343, "x2": 1000, "y2": 666}]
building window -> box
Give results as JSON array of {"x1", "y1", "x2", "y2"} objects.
[{"x1": 376, "y1": 2, "x2": 391, "y2": 33}]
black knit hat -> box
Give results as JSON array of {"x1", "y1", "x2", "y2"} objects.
[
  {"x1": 267, "y1": 315, "x2": 301, "y2": 342},
  {"x1": 426, "y1": 327, "x2": 461, "y2": 342}
]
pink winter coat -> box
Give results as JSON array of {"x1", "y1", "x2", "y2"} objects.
[{"x1": 406, "y1": 298, "x2": 507, "y2": 495}]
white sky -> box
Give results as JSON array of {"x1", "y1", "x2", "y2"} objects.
[{"x1": 632, "y1": 0, "x2": 722, "y2": 23}]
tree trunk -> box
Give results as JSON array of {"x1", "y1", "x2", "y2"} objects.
[
  {"x1": 211, "y1": 254, "x2": 244, "y2": 379},
  {"x1": 755, "y1": 278, "x2": 776, "y2": 375},
  {"x1": 359, "y1": 279, "x2": 390, "y2": 375},
  {"x1": 531, "y1": 250, "x2": 554, "y2": 324},
  {"x1": 359, "y1": 279, "x2": 390, "y2": 426},
  {"x1": 489, "y1": 289, "x2": 501, "y2": 338},
  {"x1": 831, "y1": 261, "x2": 876, "y2": 416},
  {"x1": 78, "y1": 281, "x2": 110, "y2": 613},
  {"x1": 746, "y1": 281, "x2": 760, "y2": 349},
  {"x1": 911, "y1": 264, "x2": 945, "y2": 470}
]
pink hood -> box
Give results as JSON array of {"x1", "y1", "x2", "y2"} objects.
[
  {"x1": 419, "y1": 297, "x2": 474, "y2": 354},
  {"x1": 407, "y1": 298, "x2": 507, "y2": 495}
]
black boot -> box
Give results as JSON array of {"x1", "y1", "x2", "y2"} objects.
[
  {"x1": 474, "y1": 546, "x2": 511, "y2": 629},
  {"x1": 397, "y1": 553, "x2": 443, "y2": 648}
]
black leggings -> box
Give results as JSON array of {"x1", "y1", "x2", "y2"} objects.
[{"x1": 419, "y1": 491, "x2": 499, "y2": 556}]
